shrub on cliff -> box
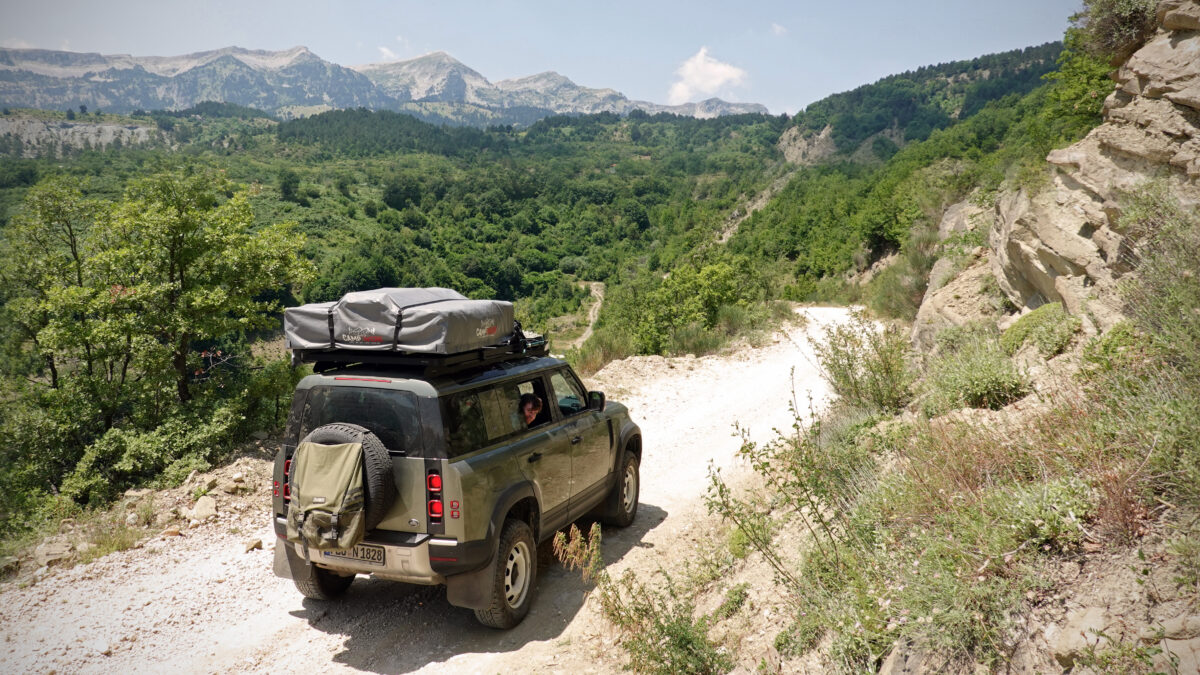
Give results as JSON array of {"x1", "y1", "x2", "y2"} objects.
[
  {"x1": 812, "y1": 311, "x2": 915, "y2": 413},
  {"x1": 1000, "y1": 302, "x2": 1080, "y2": 357},
  {"x1": 1074, "y1": 0, "x2": 1158, "y2": 61}
]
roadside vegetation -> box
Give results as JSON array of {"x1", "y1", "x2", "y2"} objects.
[
  {"x1": 556, "y1": 3, "x2": 1194, "y2": 671},
  {"x1": 560, "y1": 184, "x2": 1199, "y2": 672}
]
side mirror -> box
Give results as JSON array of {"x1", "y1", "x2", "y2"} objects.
[{"x1": 588, "y1": 390, "x2": 606, "y2": 412}]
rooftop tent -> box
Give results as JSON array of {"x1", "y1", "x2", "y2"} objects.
[{"x1": 284, "y1": 287, "x2": 515, "y2": 355}]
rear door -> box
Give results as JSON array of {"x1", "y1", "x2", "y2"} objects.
[
  {"x1": 444, "y1": 377, "x2": 572, "y2": 530},
  {"x1": 508, "y1": 376, "x2": 573, "y2": 528},
  {"x1": 548, "y1": 368, "x2": 611, "y2": 517}
]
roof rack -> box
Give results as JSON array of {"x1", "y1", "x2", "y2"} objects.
[{"x1": 294, "y1": 334, "x2": 550, "y2": 377}]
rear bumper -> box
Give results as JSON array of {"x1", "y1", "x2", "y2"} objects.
[{"x1": 273, "y1": 516, "x2": 491, "y2": 584}]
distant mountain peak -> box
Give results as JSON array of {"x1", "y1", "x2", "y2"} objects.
[
  {"x1": 497, "y1": 71, "x2": 577, "y2": 91},
  {"x1": 0, "y1": 45, "x2": 769, "y2": 124}
]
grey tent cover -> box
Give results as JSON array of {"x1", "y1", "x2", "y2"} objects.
[{"x1": 284, "y1": 287, "x2": 514, "y2": 355}]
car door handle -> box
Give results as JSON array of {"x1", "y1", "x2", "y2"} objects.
[
  {"x1": 528, "y1": 452, "x2": 542, "y2": 463},
  {"x1": 570, "y1": 436, "x2": 582, "y2": 445}
]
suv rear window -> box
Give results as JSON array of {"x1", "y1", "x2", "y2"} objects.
[{"x1": 299, "y1": 386, "x2": 420, "y2": 455}]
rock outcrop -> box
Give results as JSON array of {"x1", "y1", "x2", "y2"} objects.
[
  {"x1": 0, "y1": 116, "x2": 162, "y2": 158},
  {"x1": 988, "y1": 0, "x2": 1200, "y2": 332},
  {"x1": 777, "y1": 124, "x2": 837, "y2": 165}
]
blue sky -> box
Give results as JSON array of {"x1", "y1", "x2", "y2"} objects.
[{"x1": 1, "y1": 0, "x2": 1083, "y2": 114}]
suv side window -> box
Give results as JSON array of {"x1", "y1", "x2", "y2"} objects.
[
  {"x1": 549, "y1": 369, "x2": 587, "y2": 417},
  {"x1": 443, "y1": 391, "x2": 488, "y2": 458},
  {"x1": 442, "y1": 376, "x2": 551, "y2": 457},
  {"x1": 479, "y1": 386, "x2": 522, "y2": 439}
]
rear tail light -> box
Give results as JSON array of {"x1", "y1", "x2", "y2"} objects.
[
  {"x1": 282, "y1": 459, "x2": 292, "y2": 502},
  {"x1": 427, "y1": 469, "x2": 443, "y2": 522}
]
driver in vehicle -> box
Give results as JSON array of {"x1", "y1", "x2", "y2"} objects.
[{"x1": 519, "y1": 393, "x2": 543, "y2": 427}]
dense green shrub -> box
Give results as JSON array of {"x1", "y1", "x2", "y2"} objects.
[
  {"x1": 865, "y1": 227, "x2": 939, "y2": 320},
  {"x1": 812, "y1": 311, "x2": 914, "y2": 413},
  {"x1": 1000, "y1": 302, "x2": 1080, "y2": 356},
  {"x1": 924, "y1": 324, "x2": 1028, "y2": 415}
]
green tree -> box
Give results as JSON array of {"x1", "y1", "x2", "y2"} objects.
[
  {"x1": 94, "y1": 171, "x2": 313, "y2": 402},
  {"x1": 383, "y1": 173, "x2": 421, "y2": 210},
  {"x1": 278, "y1": 167, "x2": 300, "y2": 203},
  {"x1": 26, "y1": 171, "x2": 312, "y2": 407},
  {"x1": 0, "y1": 178, "x2": 101, "y2": 386},
  {"x1": 1042, "y1": 29, "x2": 1114, "y2": 137}
]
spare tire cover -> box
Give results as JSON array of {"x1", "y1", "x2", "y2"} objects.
[{"x1": 298, "y1": 423, "x2": 397, "y2": 532}]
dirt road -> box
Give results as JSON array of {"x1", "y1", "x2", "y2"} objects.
[
  {"x1": 0, "y1": 307, "x2": 848, "y2": 674},
  {"x1": 563, "y1": 282, "x2": 605, "y2": 351}
]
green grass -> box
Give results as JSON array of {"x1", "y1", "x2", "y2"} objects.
[{"x1": 713, "y1": 583, "x2": 750, "y2": 620}]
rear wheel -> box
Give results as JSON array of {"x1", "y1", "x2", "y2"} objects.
[
  {"x1": 474, "y1": 519, "x2": 537, "y2": 629},
  {"x1": 294, "y1": 565, "x2": 355, "y2": 600},
  {"x1": 602, "y1": 450, "x2": 639, "y2": 527}
]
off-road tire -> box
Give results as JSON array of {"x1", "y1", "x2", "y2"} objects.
[
  {"x1": 299, "y1": 423, "x2": 397, "y2": 531},
  {"x1": 601, "y1": 450, "x2": 639, "y2": 527},
  {"x1": 473, "y1": 519, "x2": 537, "y2": 629},
  {"x1": 294, "y1": 565, "x2": 355, "y2": 600}
]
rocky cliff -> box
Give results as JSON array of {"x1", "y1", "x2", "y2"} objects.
[
  {"x1": 0, "y1": 116, "x2": 162, "y2": 158},
  {"x1": 914, "y1": 0, "x2": 1200, "y2": 348}
]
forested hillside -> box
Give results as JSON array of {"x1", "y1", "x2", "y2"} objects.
[{"x1": 790, "y1": 42, "x2": 1063, "y2": 158}]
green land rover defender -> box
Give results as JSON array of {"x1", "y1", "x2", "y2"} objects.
[{"x1": 271, "y1": 288, "x2": 642, "y2": 628}]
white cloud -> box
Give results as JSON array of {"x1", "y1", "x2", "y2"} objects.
[
  {"x1": 668, "y1": 47, "x2": 747, "y2": 105},
  {"x1": 378, "y1": 45, "x2": 398, "y2": 60},
  {"x1": 0, "y1": 38, "x2": 34, "y2": 49},
  {"x1": 771, "y1": 23, "x2": 787, "y2": 37}
]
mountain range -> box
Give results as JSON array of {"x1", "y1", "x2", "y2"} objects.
[{"x1": 0, "y1": 46, "x2": 767, "y2": 125}]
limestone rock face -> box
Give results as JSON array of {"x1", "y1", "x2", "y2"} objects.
[
  {"x1": 0, "y1": 117, "x2": 161, "y2": 159},
  {"x1": 912, "y1": 255, "x2": 1000, "y2": 352},
  {"x1": 778, "y1": 125, "x2": 837, "y2": 166},
  {"x1": 987, "y1": 1, "x2": 1200, "y2": 330},
  {"x1": 1160, "y1": 0, "x2": 1200, "y2": 30},
  {"x1": 937, "y1": 201, "x2": 987, "y2": 240}
]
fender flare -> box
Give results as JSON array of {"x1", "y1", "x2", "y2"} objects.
[
  {"x1": 614, "y1": 420, "x2": 642, "y2": 473},
  {"x1": 446, "y1": 481, "x2": 538, "y2": 611},
  {"x1": 486, "y1": 481, "x2": 539, "y2": 543}
]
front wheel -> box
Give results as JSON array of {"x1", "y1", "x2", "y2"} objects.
[
  {"x1": 474, "y1": 519, "x2": 537, "y2": 629},
  {"x1": 602, "y1": 450, "x2": 639, "y2": 527}
]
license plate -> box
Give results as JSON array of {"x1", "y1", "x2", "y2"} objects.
[{"x1": 323, "y1": 543, "x2": 385, "y2": 566}]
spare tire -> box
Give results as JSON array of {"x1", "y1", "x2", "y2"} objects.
[{"x1": 297, "y1": 423, "x2": 397, "y2": 532}]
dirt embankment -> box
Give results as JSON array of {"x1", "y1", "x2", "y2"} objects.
[{"x1": 0, "y1": 307, "x2": 849, "y2": 674}]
